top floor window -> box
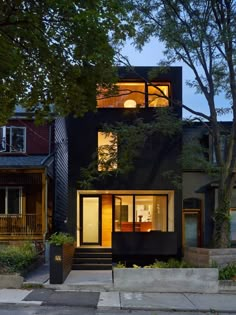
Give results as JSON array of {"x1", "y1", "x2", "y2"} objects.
[
  {"x1": 0, "y1": 126, "x2": 26, "y2": 153},
  {"x1": 97, "y1": 82, "x2": 170, "y2": 108}
]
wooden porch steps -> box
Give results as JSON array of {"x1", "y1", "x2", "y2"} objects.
[{"x1": 72, "y1": 247, "x2": 112, "y2": 270}]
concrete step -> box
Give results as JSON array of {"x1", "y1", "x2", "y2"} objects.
[
  {"x1": 73, "y1": 257, "x2": 112, "y2": 264},
  {"x1": 74, "y1": 252, "x2": 112, "y2": 258},
  {"x1": 72, "y1": 263, "x2": 112, "y2": 270}
]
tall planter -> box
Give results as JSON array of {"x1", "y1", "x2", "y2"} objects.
[{"x1": 49, "y1": 243, "x2": 75, "y2": 284}]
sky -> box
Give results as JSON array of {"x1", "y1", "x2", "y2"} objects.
[{"x1": 121, "y1": 39, "x2": 233, "y2": 122}]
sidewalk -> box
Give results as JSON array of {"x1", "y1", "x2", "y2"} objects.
[{"x1": 14, "y1": 263, "x2": 235, "y2": 313}]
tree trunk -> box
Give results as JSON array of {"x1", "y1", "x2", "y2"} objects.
[{"x1": 213, "y1": 187, "x2": 231, "y2": 248}]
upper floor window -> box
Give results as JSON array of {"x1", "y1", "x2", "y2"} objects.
[
  {"x1": 0, "y1": 126, "x2": 26, "y2": 153},
  {"x1": 98, "y1": 132, "x2": 117, "y2": 171},
  {"x1": 0, "y1": 187, "x2": 22, "y2": 215},
  {"x1": 97, "y1": 82, "x2": 170, "y2": 108}
]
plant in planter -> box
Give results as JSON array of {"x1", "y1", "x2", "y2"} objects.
[
  {"x1": 48, "y1": 232, "x2": 74, "y2": 246},
  {"x1": 0, "y1": 242, "x2": 38, "y2": 288},
  {"x1": 49, "y1": 232, "x2": 75, "y2": 284}
]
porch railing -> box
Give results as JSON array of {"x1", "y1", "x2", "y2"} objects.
[{"x1": 0, "y1": 214, "x2": 42, "y2": 235}]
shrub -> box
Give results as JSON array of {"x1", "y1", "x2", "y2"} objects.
[
  {"x1": 0, "y1": 242, "x2": 37, "y2": 274},
  {"x1": 48, "y1": 232, "x2": 74, "y2": 246},
  {"x1": 219, "y1": 263, "x2": 236, "y2": 280}
]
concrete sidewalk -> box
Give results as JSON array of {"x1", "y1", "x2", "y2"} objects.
[
  {"x1": 20, "y1": 263, "x2": 236, "y2": 312},
  {"x1": 0, "y1": 289, "x2": 236, "y2": 313}
]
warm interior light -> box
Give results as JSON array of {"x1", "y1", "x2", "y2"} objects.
[{"x1": 124, "y1": 99, "x2": 137, "y2": 108}]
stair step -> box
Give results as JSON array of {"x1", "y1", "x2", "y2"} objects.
[
  {"x1": 72, "y1": 264, "x2": 112, "y2": 270},
  {"x1": 74, "y1": 252, "x2": 112, "y2": 258},
  {"x1": 75, "y1": 247, "x2": 112, "y2": 253},
  {"x1": 72, "y1": 248, "x2": 112, "y2": 270},
  {"x1": 73, "y1": 257, "x2": 112, "y2": 264}
]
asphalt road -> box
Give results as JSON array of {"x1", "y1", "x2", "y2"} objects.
[{"x1": 0, "y1": 305, "x2": 235, "y2": 315}]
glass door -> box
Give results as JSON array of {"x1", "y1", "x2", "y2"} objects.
[
  {"x1": 183, "y1": 211, "x2": 201, "y2": 247},
  {"x1": 81, "y1": 196, "x2": 101, "y2": 245}
]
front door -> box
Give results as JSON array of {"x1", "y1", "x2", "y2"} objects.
[
  {"x1": 183, "y1": 210, "x2": 201, "y2": 247},
  {"x1": 80, "y1": 196, "x2": 101, "y2": 245}
]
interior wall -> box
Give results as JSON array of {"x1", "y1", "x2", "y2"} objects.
[{"x1": 102, "y1": 195, "x2": 112, "y2": 247}]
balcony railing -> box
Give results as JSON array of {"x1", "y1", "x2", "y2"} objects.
[{"x1": 0, "y1": 214, "x2": 42, "y2": 235}]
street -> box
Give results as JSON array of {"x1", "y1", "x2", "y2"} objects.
[{"x1": 0, "y1": 305, "x2": 235, "y2": 315}]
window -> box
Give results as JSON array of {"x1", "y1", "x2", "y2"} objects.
[
  {"x1": 98, "y1": 132, "x2": 117, "y2": 171},
  {"x1": 230, "y1": 208, "x2": 236, "y2": 242},
  {"x1": 212, "y1": 134, "x2": 228, "y2": 163},
  {"x1": 0, "y1": 126, "x2": 26, "y2": 153},
  {"x1": 148, "y1": 84, "x2": 169, "y2": 107},
  {"x1": 0, "y1": 187, "x2": 22, "y2": 215},
  {"x1": 97, "y1": 82, "x2": 170, "y2": 108},
  {"x1": 114, "y1": 195, "x2": 170, "y2": 232}
]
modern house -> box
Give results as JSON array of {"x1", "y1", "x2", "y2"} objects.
[
  {"x1": 183, "y1": 122, "x2": 236, "y2": 249},
  {"x1": 54, "y1": 66, "x2": 183, "y2": 267},
  {"x1": 0, "y1": 114, "x2": 54, "y2": 246}
]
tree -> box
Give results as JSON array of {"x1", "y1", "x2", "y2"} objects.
[
  {"x1": 127, "y1": 0, "x2": 236, "y2": 247},
  {"x1": 0, "y1": 0, "x2": 132, "y2": 123}
]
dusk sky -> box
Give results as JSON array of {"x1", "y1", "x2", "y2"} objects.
[{"x1": 121, "y1": 39, "x2": 232, "y2": 122}]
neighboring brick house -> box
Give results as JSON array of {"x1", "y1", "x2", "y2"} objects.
[{"x1": 0, "y1": 114, "x2": 54, "y2": 245}]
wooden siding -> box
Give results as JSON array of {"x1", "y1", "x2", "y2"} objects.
[{"x1": 102, "y1": 195, "x2": 112, "y2": 247}]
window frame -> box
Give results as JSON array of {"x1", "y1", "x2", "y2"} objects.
[
  {"x1": 0, "y1": 126, "x2": 26, "y2": 153},
  {"x1": 112, "y1": 194, "x2": 169, "y2": 232},
  {"x1": 0, "y1": 186, "x2": 23, "y2": 216},
  {"x1": 97, "y1": 82, "x2": 170, "y2": 108},
  {"x1": 97, "y1": 131, "x2": 118, "y2": 171}
]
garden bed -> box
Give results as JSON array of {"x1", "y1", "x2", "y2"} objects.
[{"x1": 113, "y1": 267, "x2": 219, "y2": 293}]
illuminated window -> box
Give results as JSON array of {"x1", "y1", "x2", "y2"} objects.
[
  {"x1": 97, "y1": 82, "x2": 170, "y2": 108},
  {"x1": 114, "y1": 195, "x2": 170, "y2": 232},
  {"x1": 148, "y1": 84, "x2": 169, "y2": 107},
  {"x1": 98, "y1": 132, "x2": 117, "y2": 171},
  {"x1": 97, "y1": 83, "x2": 145, "y2": 108}
]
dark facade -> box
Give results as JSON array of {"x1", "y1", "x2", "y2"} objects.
[{"x1": 56, "y1": 66, "x2": 183, "y2": 264}]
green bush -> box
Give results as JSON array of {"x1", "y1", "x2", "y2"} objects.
[
  {"x1": 219, "y1": 263, "x2": 236, "y2": 280},
  {"x1": 0, "y1": 242, "x2": 37, "y2": 274},
  {"x1": 48, "y1": 232, "x2": 74, "y2": 246}
]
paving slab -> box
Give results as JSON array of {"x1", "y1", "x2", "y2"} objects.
[
  {"x1": 23, "y1": 288, "x2": 54, "y2": 301},
  {"x1": 41, "y1": 290, "x2": 99, "y2": 307},
  {"x1": 0, "y1": 289, "x2": 41, "y2": 305},
  {"x1": 185, "y1": 293, "x2": 236, "y2": 312},
  {"x1": 97, "y1": 291, "x2": 120, "y2": 310},
  {"x1": 64, "y1": 270, "x2": 112, "y2": 284},
  {"x1": 120, "y1": 292, "x2": 196, "y2": 311}
]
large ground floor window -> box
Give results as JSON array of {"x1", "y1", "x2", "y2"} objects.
[{"x1": 114, "y1": 194, "x2": 170, "y2": 232}]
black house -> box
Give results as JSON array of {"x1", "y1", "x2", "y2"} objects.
[{"x1": 54, "y1": 66, "x2": 183, "y2": 266}]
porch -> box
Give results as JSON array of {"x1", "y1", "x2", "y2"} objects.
[{"x1": 0, "y1": 214, "x2": 43, "y2": 240}]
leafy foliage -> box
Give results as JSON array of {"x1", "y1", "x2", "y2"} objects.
[
  {"x1": 126, "y1": 0, "x2": 236, "y2": 247},
  {"x1": 0, "y1": 242, "x2": 37, "y2": 274},
  {"x1": 0, "y1": 0, "x2": 133, "y2": 123},
  {"x1": 219, "y1": 263, "x2": 236, "y2": 280},
  {"x1": 78, "y1": 108, "x2": 182, "y2": 189},
  {"x1": 48, "y1": 232, "x2": 74, "y2": 246}
]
